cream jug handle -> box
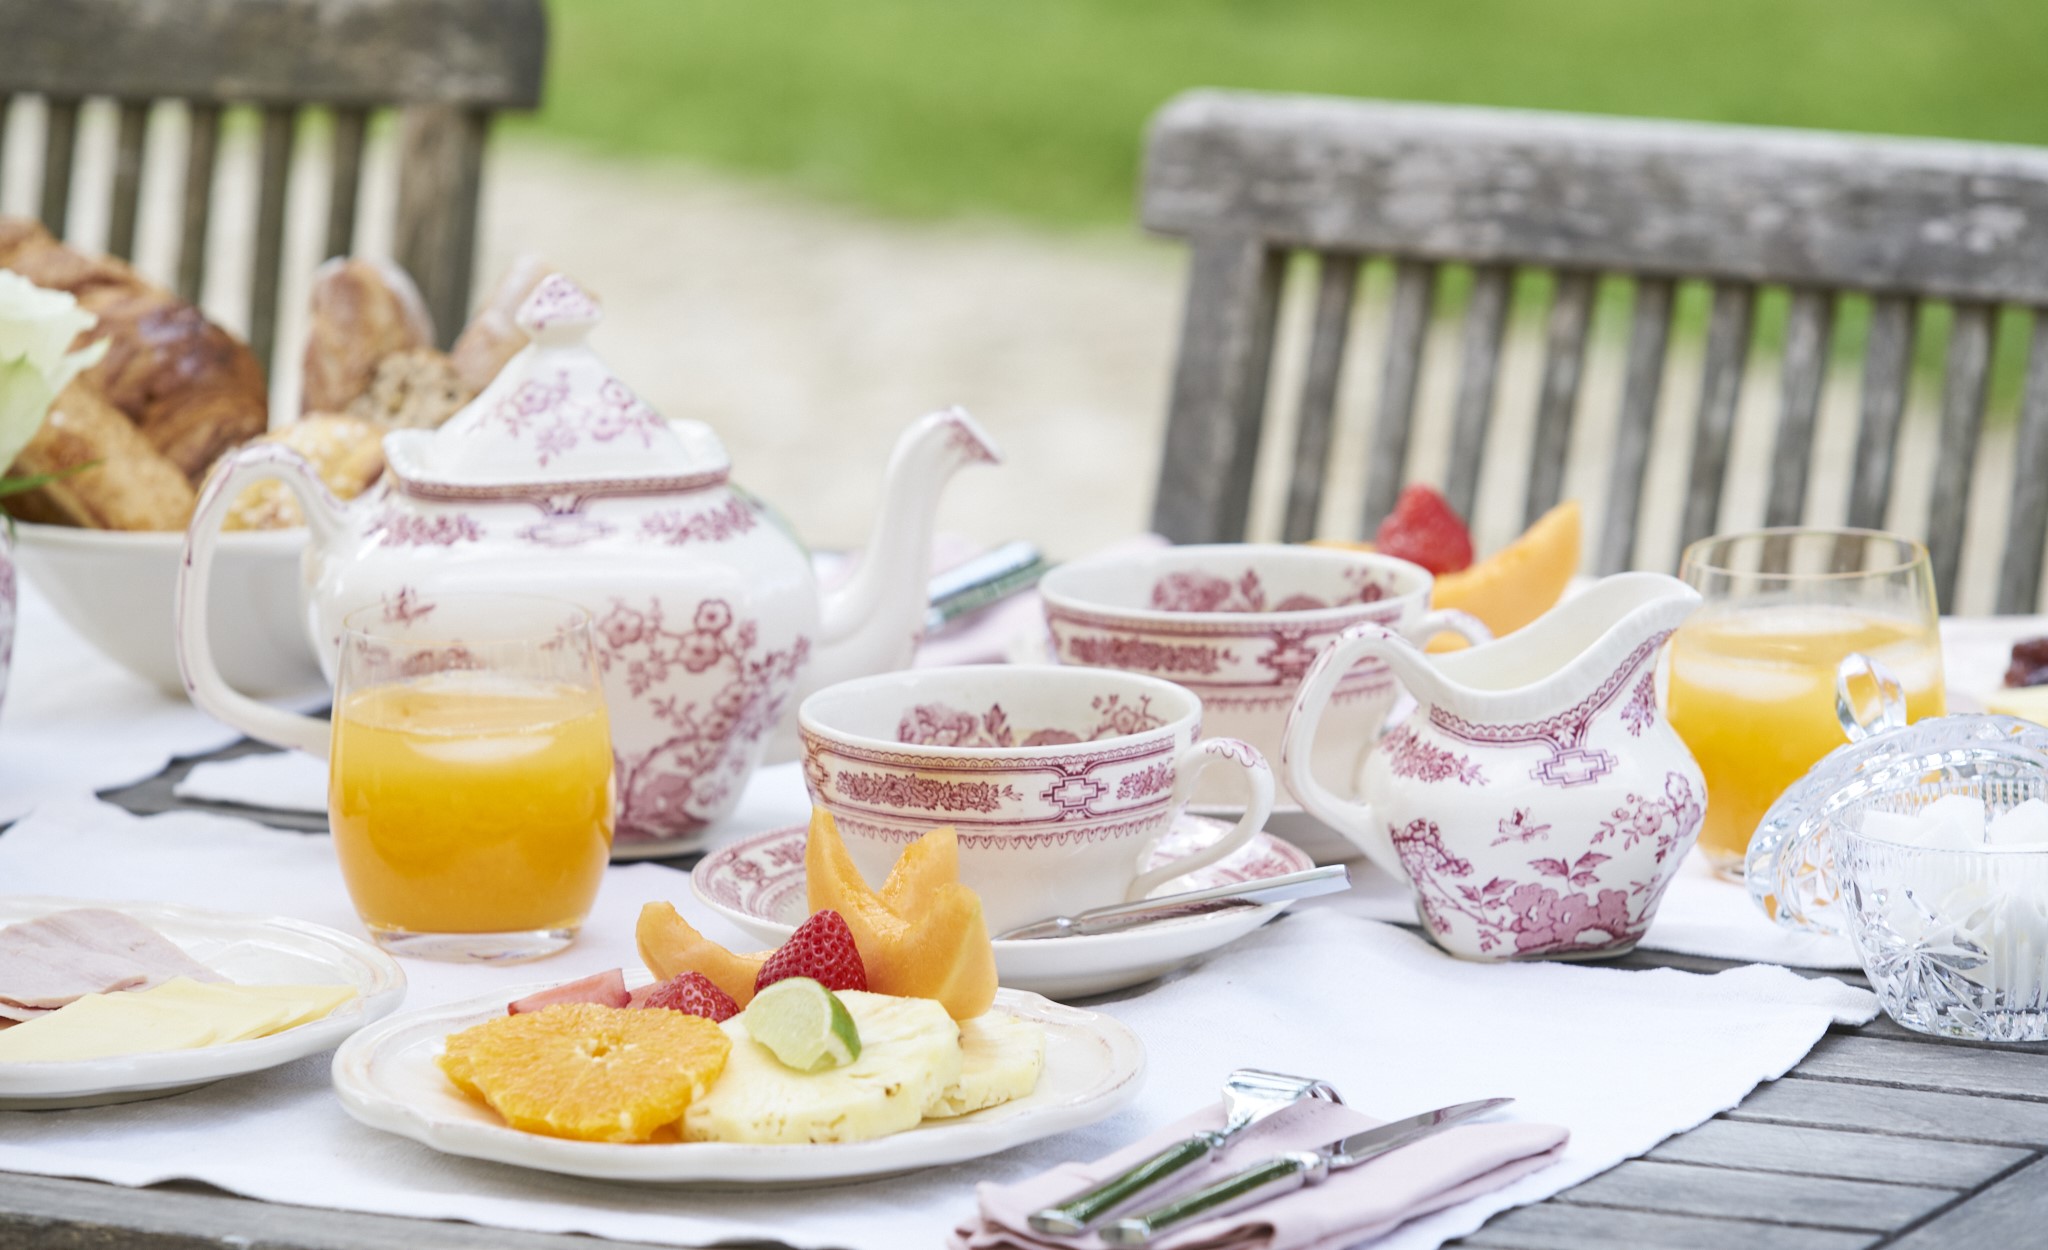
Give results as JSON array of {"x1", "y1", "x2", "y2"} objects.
[
  {"x1": 1394, "y1": 609, "x2": 1490, "y2": 734},
  {"x1": 1124, "y1": 738, "x2": 1276, "y2": 901},
  {"x1": 1281, "y1": 623, "x2": 1422, "y2": 880},
  {"x1": 176, "y1": 445, "x2": 342, "y2": 757}
]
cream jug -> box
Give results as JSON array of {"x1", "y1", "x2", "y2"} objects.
[{"x1": 1282, "y1": 573, "x2": 1706, "y2": 959}]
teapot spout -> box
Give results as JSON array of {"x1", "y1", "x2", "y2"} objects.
[{"x1": 810, "y1": 406, "x2": 1002, "y2": 688}]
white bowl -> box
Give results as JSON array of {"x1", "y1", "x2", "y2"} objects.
[{"x1": 11, "y1": 522, "x2": 321, "y2": 698}]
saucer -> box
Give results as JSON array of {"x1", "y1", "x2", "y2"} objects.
[{"x1": 692, "y1": 814, "x2": 1317, "y2": 999}]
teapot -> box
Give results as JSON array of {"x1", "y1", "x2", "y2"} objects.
[
  {"x1": 176, "y1": 275, "x2": 1000, "y2": 853},
  {"x1": 1281, "y1": 573, "x2": 1706, "y2": 960}
]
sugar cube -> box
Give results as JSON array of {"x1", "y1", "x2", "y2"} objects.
[{"x1": 1986, "y1": 798, "x2": 2048, "y2": 849}]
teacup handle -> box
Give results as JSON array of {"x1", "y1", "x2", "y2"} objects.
[
  {"x1": 1124, "y1": 738, "x2": 1275, "y2": 901},
  {"x1": 1281, "y1": 623, "x2": 1417, "y2": 881},
  {"x1": 176, "y1": 444, "x2": 342, "y2": 757}
]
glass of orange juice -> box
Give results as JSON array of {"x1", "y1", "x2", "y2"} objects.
[
  {"x1": 328, "y1": 593, "x2": 613, "y2": 961},
  {"x1": 1670, "y1": 529, "x2": 1945, "y2": 879}
]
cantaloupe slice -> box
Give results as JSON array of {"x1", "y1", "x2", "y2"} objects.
[
  {"x1": 636, "y1": 903, "x2": 768, "y2": 1006},
  {"x1": 1426, "y1": 500, "x2": 1581, "y2": 650}
]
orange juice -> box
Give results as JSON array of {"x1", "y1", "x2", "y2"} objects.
[
  {"x1": 1668, "y1": 607, "x2": 1944, "y2": 874},
  {"x1": 329, "y1": 674, "x2": 614, "y2": 935}
]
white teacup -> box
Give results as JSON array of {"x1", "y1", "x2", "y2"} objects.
[
  {"x1": 798, "y1": 665, "x2": 1275, "y2": 933},
  {"x1": 1039, "y1": 544, "x2": 1485, "y2": 810}
]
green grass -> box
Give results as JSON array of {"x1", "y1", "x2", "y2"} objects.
[{"x1": 525, "y1": 0, "x2": 2048, "y2": 229}]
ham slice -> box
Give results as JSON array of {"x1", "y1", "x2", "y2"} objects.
[
  {"x1": 507, "y1": 968, "x2": 629, "y2": 1015},
  {"x1": 0, "y1": 908, "x2": 224, "y2": 1022}
]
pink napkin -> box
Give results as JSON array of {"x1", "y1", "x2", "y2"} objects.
[{"x1": 952, "y1": 1098, "x2": 1566, "y2": 1250}]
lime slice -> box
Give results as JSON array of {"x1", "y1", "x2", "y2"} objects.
[{"x1": 743, "y1": 977, "x2": 862, "y2": 1072}]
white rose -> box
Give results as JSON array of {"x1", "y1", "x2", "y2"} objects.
[{"x1": 0, "y1": 269, "x2": 110, "y2": 473}]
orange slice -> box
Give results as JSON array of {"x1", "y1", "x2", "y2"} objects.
[{"x1": 439, "y1": 1002, "x2": 729, "y2": 1142}]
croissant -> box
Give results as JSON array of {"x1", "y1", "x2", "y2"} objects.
[
  {"x1": 300, "y1": 257, "x2": 435, "y2": 414},
  {"x1": 0, "y1": 217, "x2": 266, "y2": 482},
  {"x1": 3, "y1": 379, "x2": 196, "y2": 531}
]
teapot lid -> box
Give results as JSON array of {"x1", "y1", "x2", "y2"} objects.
[{"x1": 382, "y1": 275, "x2": 729, "y2": 501}]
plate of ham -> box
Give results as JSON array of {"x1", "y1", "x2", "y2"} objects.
[{"x1": 0, "y1": 897, "x2": 404, "y2": 1109}]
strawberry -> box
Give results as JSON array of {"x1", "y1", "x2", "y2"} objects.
[
  {"x1": 754, "y1": 909, "x2": 868, "y2": 995},
  {"x1": 640, "y1": 971, "x2": 741, "y2": 1023},
  {"x1": 1374, "y1": 484, "x2": 1474, "y2": 575}
]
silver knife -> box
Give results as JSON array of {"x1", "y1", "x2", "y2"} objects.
[
  {"x1": 924, "y1": 541, "x2": 1047, "y2": 634},
  {"x1": 1098, "y1": 1097, "x2": 1514, "y2": 1246},
  {"x1": 992, "y1": 866, "x2": 1351, "y2": 940}
]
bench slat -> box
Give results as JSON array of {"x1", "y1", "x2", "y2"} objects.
[
  {"x1": 325, "y1": 105, "x2": 370, "y2": 262},
  {"x1": 1596, "y1": 277, "x2": 1674, "y2": 573},
  {"x1": 1765, "y1": 289, "x2": 1836, "y2": 529},
  {"x1": 1996, "y1": 311, "x2": 2048, "y2": 613},
  {"x1": 248, "y1": 103, "x2": 299, "y2": 376},
  {"x1": 1678, "y1": 281, "x2": 1756, "y2": 556},
  {"x1": 1280, "y1": 252, "x2": 1359, "y2": 541},
  {"x1": 1444, "y1": 263, "x2": 1513, "y2": 521},
  {"x1": 174, "y1": 101, "x2": 221, "y2": 303},
  {"x1": 38, "y1": 95, "x2": 81, "y2": 234},
  {"x1": 1928, "y1": 302, "x2": 1996, "y2": 610},
  {"x1": 1524, "y1": 269, "x2": 1595, "y2": 527},
  {"x1": 105, "y1": 98, "x2": 150, "y2": 260},
  {"x1": 1361, "y1": 258, "x2": 1436, "y2": 533},
  {"x1": 1846, "y1": 295, "x2": 1918, "y2": 530}
]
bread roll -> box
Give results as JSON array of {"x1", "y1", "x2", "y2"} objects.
[
  {"x1": 0, "y1": 216, "x2": 266, "y2": 481},
  {"x1": 3, "y1": 379, "x2": 196, "y2": 530},
  {"x1": 347, "y1": 347, "x2": 468, "y2": 429},
  {"x1": 300, "y1": 257, "x2": 435, "y2": 414},
  {"x1": 221, "y1": 414, "x2": 386, "y2": 531},
  {"x1": 449, "y1": 254, "x2": 556, "y2": 396}
]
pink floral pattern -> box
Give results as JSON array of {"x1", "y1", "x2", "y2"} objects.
[
  {"x1": 380, "y1": 586, "x2": 434, "y2": 626},
  {"x1": 834, "y1": 770, "x2": 1021, "y2": 813},
  {"x1": 1149, "y1": 568, "x2": 1393, "y2": 614},
  {"x1": 595, "y1": 597, "x2": 811, "y2": 842},
  {"x1": 366, "y1": 508, "x2": 484, "y2": 548},
  {"x1": 1492, "y1": 807, "x2": 1553, "y2": 846},
  {"x1": 639, "y1": 495, "x2": 758, "y2": 546},
  {"x1": 486, "y1": 371, "x2": 665, "y2": 468},
  {"x1": 1622, "y1": 669, "x2": 1657, "y2": 737},
  {"x1": 1382, "y1": 725, "x2": 1486, "y2": 785},
  {"x1": 894, "y1": 695, "x2": 1165, "y2": 749},
  {"x1": 1592, "y1": 773, "x2": 1705, "y2": 866},
  {"x1": 1116, "y1": 761, "x2": 1175, "y2": 800},
  {"x1": 1063, "y1": 633, "x2": 1235, "y2": 675},
  {"x1": 517, "y1": 274, "x2": 603, "y2": 333},
  {"x1": 1393, "y1": 818, "x2": 1645, "y2": 956},
  {"x1": 1431, "y1": 631, "x2": 1672, "y2": 788}
]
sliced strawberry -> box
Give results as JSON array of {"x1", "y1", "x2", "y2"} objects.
[
  {"x1": 507, "y1": 968, "x2": 629, "y2": 1015},
  {"x1": 1374, "y1": 484, "x2": 1474, "y2": 575},
  {"x1": 640, "y1": 971, "x2": 741, "y2": 1023},
  {"x1": 754, "y1": 909, "x2": 867, "y2": 995}
]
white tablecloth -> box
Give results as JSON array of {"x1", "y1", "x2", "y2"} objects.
[
  {"x1": 0, "y1": 580, "x2": 307, "y2": 824},
  {"x1": 0, "y1": 798, "x2": 1873, "y2": 1250}
]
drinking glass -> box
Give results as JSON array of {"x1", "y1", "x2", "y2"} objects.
[
  {"x1": 1670, "y1": 529, "x2": 1945, "y2": 879},
  {"x1": 328, "y1": 593, "x2": 614, "y2": 961}
]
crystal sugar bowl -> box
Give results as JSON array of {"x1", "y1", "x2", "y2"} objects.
[{"x1": 1749, "y1": 712, "x2": 2048, "y2": 1042}]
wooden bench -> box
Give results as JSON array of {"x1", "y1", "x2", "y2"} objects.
[
  {"x1": 1142, "y1": 91, "x2": 2048, "y2": 613},
  {"x1": 0, "y1": 0, "x2": 548, "y2": 369}
]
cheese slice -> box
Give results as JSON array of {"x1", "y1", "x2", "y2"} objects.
[{"x1": 0, "y1": 979, "x2": 358, "y2": 1063}]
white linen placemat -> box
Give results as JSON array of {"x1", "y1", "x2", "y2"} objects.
[
  {"x1": 0, "y1": 582, "x2": 321, "y2": 824},
  {"x1": 0, "y1": 797, "x2": 1872, "y2": 1250},
  {"x1": 178, "y1": 750, "x2": 1863, "y2": 968}
]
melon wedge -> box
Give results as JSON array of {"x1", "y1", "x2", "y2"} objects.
[{"x1": 1428, "y1": 500, "x2": 1581, "y2": 648}]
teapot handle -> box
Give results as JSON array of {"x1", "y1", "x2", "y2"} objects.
[
  {"x1": 176, "y1": 445, "x2": 341, "y2": 757},
  {"x1": 1280, "y1": 622, "x2": 1417, "y2": 881}
]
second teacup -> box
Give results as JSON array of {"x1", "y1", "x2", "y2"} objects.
[
  {"x1": 798, "y1": 664, "x2": 1274, "y2": 933},
  {"x1": 1039, "y1": 544, "x2": 1485, "y2": 811}
]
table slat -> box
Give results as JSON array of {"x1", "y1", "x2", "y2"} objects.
[
  {"x1": 1458, "y1": 1201, "x2": 1878, "y2": 1250},
  {"x1": 1554, "y1": 1158, "x2": 1955, "y2": 1232},
  {"x1": 1646, "y1": 1118, "x2": 2029, "y2": 1188},
  {"x1": 1801, "y1": 1034, "x2": 2048, "y2": 1100},
  {"x1": 1730, "y1": 1076, "x2": 2048, "y2": 1147},
  {"x1": 1886, "y1": 1155, "x2": 2048, "y2": 1249}
]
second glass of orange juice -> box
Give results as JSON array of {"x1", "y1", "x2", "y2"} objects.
[
  {"x1": 328, "y1": 593, "x2": 613, "y2": 961},
  {"x1": 1670, "y1": 530, "x2": 1945, "y2": 879}
]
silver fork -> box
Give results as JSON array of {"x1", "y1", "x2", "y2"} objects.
[{"x1": 1027, "y1": 1069, "x2": 1342, "y2": 1236}]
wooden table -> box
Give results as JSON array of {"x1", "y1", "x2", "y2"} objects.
[{"x1": 3, "y1": 743, "x2": 2043, "y2": 1250}]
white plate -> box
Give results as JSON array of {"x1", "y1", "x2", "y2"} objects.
[
  {"x1": 693, "y1": 815, "x2": 1316, "y2": 998},
  {"x1": 332, "y1": 982, "x2": 1144, "y2": 1183},
  {"x1": 0, "y1": 896, "x2": 406, "y2": 1109}
]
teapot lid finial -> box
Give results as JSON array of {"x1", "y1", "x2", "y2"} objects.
[
  {"x1": 379, "y1": 270, "x2": 731, "y2": 498},
  {"x1": 516, "y1": 274, "x2": 604, "y2": 346}
]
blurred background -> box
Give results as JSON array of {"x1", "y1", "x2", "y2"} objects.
[{"x1": 8, "y1": 0, "x2": 2046, "y2": 571}]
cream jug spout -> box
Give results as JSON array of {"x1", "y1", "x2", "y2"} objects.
[{"x1": 808, "y1": 406, "x2": 1002, "y2": 693}]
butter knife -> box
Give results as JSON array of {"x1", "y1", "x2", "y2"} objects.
[
  {"x1": 1099, "y1": 1097, "x2": 1514, "y2": 1246},
  {"x1": 991, "y1": 866, "x2": 1350, "y2": 940}
]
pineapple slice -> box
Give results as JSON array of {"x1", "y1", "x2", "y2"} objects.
[
  {"x1": 682, "y1": 991, "x2": 962, "y2": 1144},
  {"x1": 926, "y1": 1009, "x2": 1045, "y2": 1119}
]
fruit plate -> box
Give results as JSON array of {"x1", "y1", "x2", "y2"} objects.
[
  {"x1": 331, "y1": 983, "x2": 1144, "y2": 1183},
  {"x1": 693, "y1": 815, "x2": 1316, "y2": 999},
  {"x1": 0, "y1": 896, "x2": 406, "y2": 1110}
]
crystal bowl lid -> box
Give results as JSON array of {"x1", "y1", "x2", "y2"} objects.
[{"x1": 382, "y1": 274, "x2": 729, "y2": 500}]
